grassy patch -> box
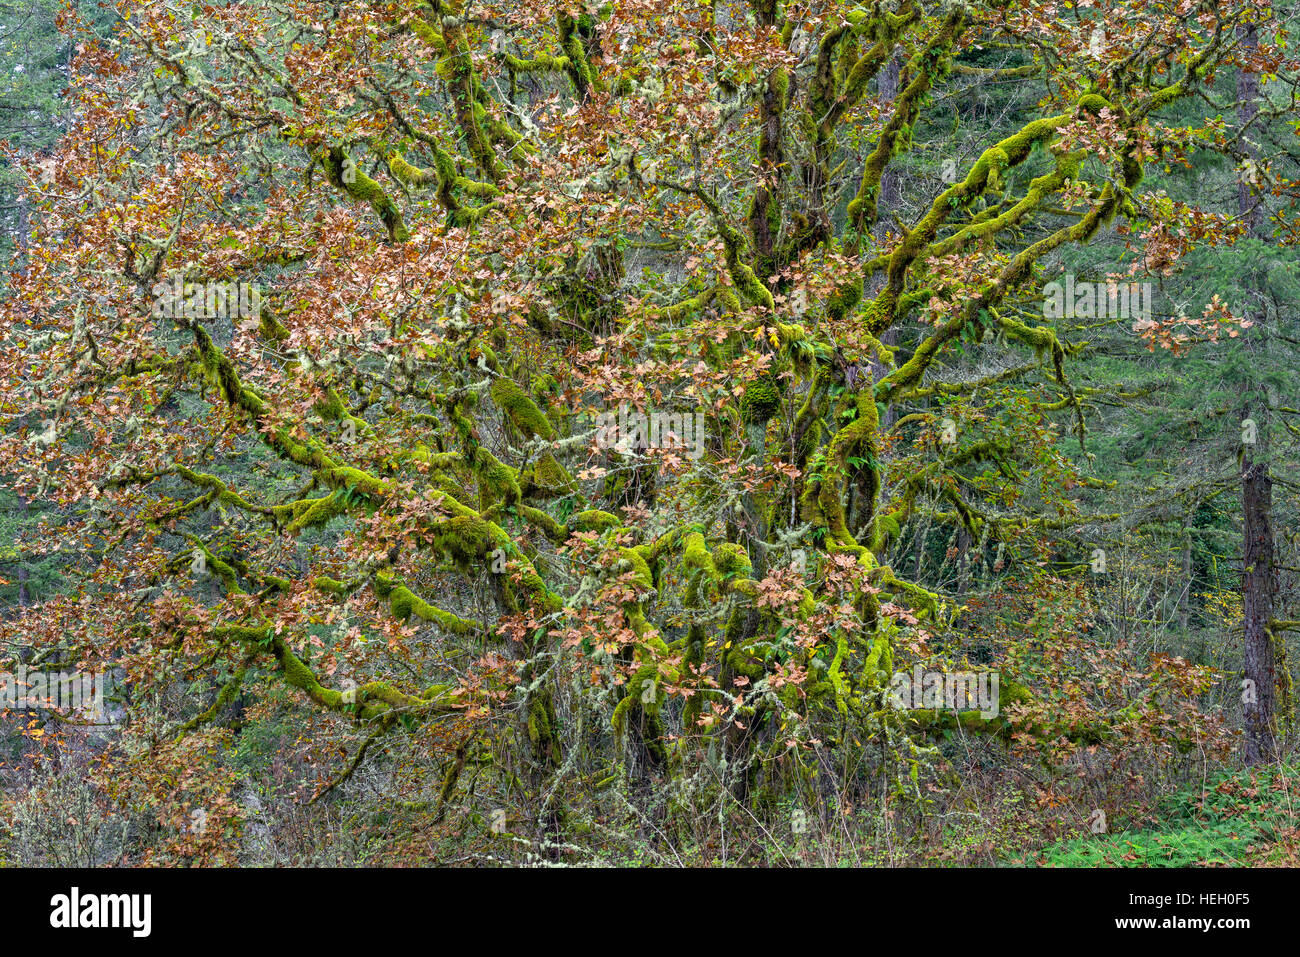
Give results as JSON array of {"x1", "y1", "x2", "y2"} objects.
[{"x1": 1042, "y1": 764, "x2": 1300, "y2": 867}]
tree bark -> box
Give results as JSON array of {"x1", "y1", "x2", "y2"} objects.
[
  {"x1": 1242, "y1": 447, "x2": 1277, "y2": 763},
  {"x1": 1236, "y1": 22, "x2": 1279, "y2": 764}
]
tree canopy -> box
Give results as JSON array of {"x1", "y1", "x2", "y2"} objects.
[{"x1": 1, "y1": 0, "x2": 1298, "y2": 866}]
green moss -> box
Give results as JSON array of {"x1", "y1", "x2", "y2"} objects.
[
  {"x1": 717, "y1": 285, "x2": 743, "y2": 314},
  {"x1": 473, "y1": 447, "x2": 521, "y2": 506},
  {"x1": 526, "y1": 689, "x2": 561, "y2": 764},
  {"x1": 313, "y1": 576, "x2": 349, "y2": 596},
  {"x1": 490, "y1": 377, "x2": 555, "y2": 440},
  {"x1": 569, "y1": 509, "x2": 622, "y2": 533},
  {"x1": 712, "y1": 543, "x2": 752, "y2": 579},
  {"x1": 742, "y1": 378, "x2": 782, "y2": 424},
  {"x1": 827, "y1": 634, "x2": 850, "y2": 715},
  {"x1": 1076, "y1": 92, "x2": 1113, "y2": 115},
  {"x1": 818, "y1": 393, "x2": 881, "y2": 550},
  {"x1": 770, "y1": 66, "x2": 790, "y2": 100},
  {"x1": 321, "y1": 147, "x2": 410, "y2": 243},
  {"x1": 276, "y1": 491, "x2": 351, "y2": 534},
  {"x1": 617, "y1": 547, "x2": 655, "y2": 590},
  {"x1": 390, "y1": 590, "x2": 414, "y2": 619},
  {"x1": 826, "y1": 278, "x2": 862, "y2": 321},
  {"x1": 323, "y1": 466, "x2": 385, "y2": 498},
  {"x1": 377, "y1": 574, "x2": 481, "y2": 635},
  {"x1": 611, "y1": 664, "x2": 662, "y2": 734},
  {"x1": 682, "y1": 530, "x2": 718, "y2": 580},
  {"x1": 532, "y1": 452, "x2": 576, "y2": 493},
  {"x1": 516, "y1": 504, "x2": 566, "y2": 543},
  {"x1": 429, "y1": 515, "x2": 501, "y2": 568}
]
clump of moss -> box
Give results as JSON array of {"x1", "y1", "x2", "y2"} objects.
[
  {"x1": 532, "y1": 451, "x2": 576, "y2": 493},
  {"x1": 712, "y1": 543, "x2": 752, "y2": 579},
  {"x1": 617, "y1": 547, "x2": 655, "y2": 590},
  {"x1": 431, "y1": 515, "x2": 502, "y2": 570},
  {"x1": 828, "y1": 276, "x2": 863, "y2": 320},
  {"x1": 742, "y1": 377, "x2": 782, "y2": 424},
  {"x1": 276, "y1": 491, "x2": 350, "y2": 533},
  {"x1": 681, "y1": 530, "x2": 717, "y2": 579},
  {"x1": 474, "y1": 447, "x2": 521, "y2": 506},
  {"x1": 490, "y1": 376, "x2": 555, "y2": 440},
  {"x1": 569, "y1": 509, "x2": 622, "y2": 533}
]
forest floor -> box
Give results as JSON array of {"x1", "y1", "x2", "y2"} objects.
[{"x1": 1038, "y1": 764, "x2": 1300, "y2": 867}]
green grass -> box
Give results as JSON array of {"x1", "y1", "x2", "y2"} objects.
[{"x1": 1043, "y1": 764, "x2": 1299, "y2": 867}]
